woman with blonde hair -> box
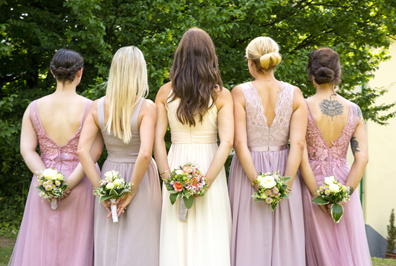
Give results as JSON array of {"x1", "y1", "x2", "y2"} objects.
[
  {"x1": 78, "y1": 46, "x2": 161, "y2": 265},
  {"x1": 228, "y1": 36, "x2": 307, "y2": 266},
  {"x1": 155, "y1": 28, "x2": 233, "y2": 266}
]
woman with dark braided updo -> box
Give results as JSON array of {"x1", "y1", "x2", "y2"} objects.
[{"x1": 9, "y1": 49, "x2": 103, "y2": 266}]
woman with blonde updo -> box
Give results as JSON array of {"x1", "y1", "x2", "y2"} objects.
[{"x1": 228, "y1": 36, "x2": 307, "y2": 266}]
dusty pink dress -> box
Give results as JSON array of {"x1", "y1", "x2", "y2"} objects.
[
  {"x1": 228, "y1": 82, "x2": 305, "y2": 266},
  {"x1": 8, "y1": 100, "x2": 96, "y2": 266},
  {"x1": 302, "y1": 101, "x2": 372, "y2": 266}
]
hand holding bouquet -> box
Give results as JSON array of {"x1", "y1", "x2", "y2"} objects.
[
  {"x1": 93, "y1": 170, "x2": 132, "y2": 223},
  {"x1": 35, "y1": 168, "x2": 69, "y2": 210},
  {"x1": 163, "y1": 163, "x2": 208, "y2": 221},
  {"x1": 251, "y1": 171, "x2": 291, "y2": 211},
  {"x1": 311, "y1": 176, "x2": 352, "y2": 223}
]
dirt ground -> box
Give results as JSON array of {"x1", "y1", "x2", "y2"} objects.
[{"x1": 0, "y1": 236, "x2": 15, "y2": 249}]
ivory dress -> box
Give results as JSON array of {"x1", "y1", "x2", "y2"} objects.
[
  {"x1": 9, "y1": 100, "x2": 95, "y2": 266},
  {"x1": 94, "y1": 97, "x2": 162, "y2": 266},
  {"x1": 302, "y1": 101, "x2": 372, "y2": 266},
  {"x1": 228, "y1": 82, "x2": 305, "y2": 266},
  {"x1": 160, "y1": 94, "x2": 232, "y2": 266}
]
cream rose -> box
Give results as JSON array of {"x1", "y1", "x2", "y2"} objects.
[
  {"x1": 42, "y1": 169, "x2": 58, "y2": 180},
  {"x1": 113, "y1": 179, "x2": 124, "y2": 187},
  {"x1": 106, "y1": 182, "x2": 115, "y2": 189},
  {"x1": 259, "y1": 175, "x2": 276, "y2": 189},
  {"x1": 324, "y1": 176, "x2": 336, "y2": 186},
  {"x1": 329, "y1": 183, "x2": 340, "y2": 193},
  {"x1": 175, "y1": 170, "x2": 184, "y2": 175},
  {"x1": 104, "y1": 170, "x2": 119, "y2": 181},
  {"x1": 56, "y1": 173, "x2": 64, "y2": 180}
]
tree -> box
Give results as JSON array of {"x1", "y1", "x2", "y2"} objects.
[
  {"x1": 387, "y1": 209, "x2": 396, "y2": 254},
  {"x1": 1, "y1": 0, "x2": 396, "y2": 233}
]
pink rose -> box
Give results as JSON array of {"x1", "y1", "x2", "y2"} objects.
[{"x1": 182, "y1": 166, "x2": 193, "y2": 174}]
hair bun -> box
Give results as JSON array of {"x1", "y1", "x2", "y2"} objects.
[
  {"x1": 260, "y1": 52, "x2": 282, "y2": 70},
  {"x1": 314, "y1": 67, "x2": 334, "y2": 84}
]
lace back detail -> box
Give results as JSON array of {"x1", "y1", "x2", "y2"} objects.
[
  {"x1": 242, "y1": 81, "x2": 294, "y2": 148},
  {"x1": 29, "y1": 100, "x2": 92, "y2": 171},
  {"x1": 306, "y1": 101, "x2": 359, "y2": 176}
]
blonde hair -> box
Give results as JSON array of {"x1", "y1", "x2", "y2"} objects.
[
  {"x1": 106, "y1": 46, "x2": 148, "y2": 144},
  {"x1": 246, "y1": 36, "x2": 282, "y2": 71}
]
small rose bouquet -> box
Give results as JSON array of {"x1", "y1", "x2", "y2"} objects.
[
  {"x1": 35, "y1": 168, "x2": 69, "y2": 210},
  {"x1": 312, "y1": 176, "x2": 352, "y2": 223},
  {"x1": 163, "y1": 163, "x2": 208, "y2": 221},
  {"x1": 251, "y1": 171, "x2": 291, "y2": 211},
  {"x1": 93, "y1": 170, "x2": 132, "y2": 223}
]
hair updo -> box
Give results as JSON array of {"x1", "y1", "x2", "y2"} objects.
[
  {"x1": 246, "y1": 36, "x2": 282, "y2": 72},
  {"x1": 307, "y1": 48, "x2": 341, "y2": 85},
  {"x1": 50, "y1": 49, "x2": 84, "y2": 83}
]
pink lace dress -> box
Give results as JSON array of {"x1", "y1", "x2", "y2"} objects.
[
  {"x1": 302, "y1": 101, "x2": 372, "y2": 266},
  {"x1": 228, "y1": 82, "x2": 305, "y2": 266},
  {"x1": 9, "y1": 100, "x2": 96, "y2": 266}
]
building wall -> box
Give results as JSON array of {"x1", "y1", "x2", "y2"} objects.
[{"x1": 363, "y1": 41, "x2": 396, "y2": 256}]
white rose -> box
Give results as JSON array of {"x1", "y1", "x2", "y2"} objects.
[
  {"x1": 56, "y1": 173, "x2": 64, "y2": 180},
  {"x1": 259, "y1": 176, "x2": 276, "y2": 189},
  {"x1": 104, "y1": 170, "x2": 119, "y2": 181},
  {"x1": 324, "y1": 176, "x2": 336, "y2": 186},
  {"x1": 106, "y1": 182, "x2": 115, "y2": 189},
  {"x1": 42, "y1": 169, "x2": 58, "y2": 180},
  {"x1": 113, "y1": 179, "x2": 124, "y2": 187},
  {"x1": 175, "y1": 170, "x2": 183, "y2": 175},
  {"x1": 329, "y1": 183, "x2": 340, "y2": 193}
]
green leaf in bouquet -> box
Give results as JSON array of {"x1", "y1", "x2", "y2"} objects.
[
  {"x1": 282, "y1": 193, "x2": 289, "y2": 199},
  {"x1": 312, "y1": 196, "x2": 330, "y2": 205},
  {"x1": 170, "y1": 193, "x2": 179, "y2": 205},
  {"x1": 279, "y1": 176, "x2": 291, "y2": 183},
  {"x1": 99, "y1": 195, "x2": 111, "y2": 202},
  {"x1": 118, "y1": 188, "x2": 132, "y2": 197},
  {"x1": 183, "y1": 196, "x2": 194, "y2": 209},
  {"x1": 331, "y1": 203, "x2": 344, "y2": 223},
  {"x1": 61, "y1": 184, "x2": 69, "y2": 191},
  {"x1": 271, "y1": 202, "x2": 277, "y2": 210},
  {"x1": 109, "y1": 188, "x2": 119, "y2": 197}
]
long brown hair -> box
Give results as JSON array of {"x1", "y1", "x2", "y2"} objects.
[{"x1": 169, "y1": 28, "x2": 223, "y2": 127}]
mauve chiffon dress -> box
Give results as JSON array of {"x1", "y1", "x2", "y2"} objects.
[
  {"x1": 94, "y1": 97, "x2": 161, "y2": 266},
  {"x1": 301, "y1": 101, "x2": 372, "y2": 266},
  {"x1": 228, "y1": 82, "x2": 305, "y2": 266},
  {"x1": 9, "y1": 100, "x2": 96, "y2": 266}
]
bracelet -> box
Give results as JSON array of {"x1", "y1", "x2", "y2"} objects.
[
  {"x1": 251, "y1": 177, "x2": 259, "y2": 187},
  {"x1": 286, "y1": 187, "x2": 292, "y2": 193},
  {"x1": 160, "y1": 169, "x2": 170, "y2": 177},
  {"x1": 348, "y1": 186, "x2": 354, "y2": 194}
]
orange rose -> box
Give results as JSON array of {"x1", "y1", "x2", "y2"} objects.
[
  {"x1": 174, "y1": 181, "x2": 183, "y2": 192},
  {"x1": 191, "y1": 177, "x2": 200, "y2": 187}
]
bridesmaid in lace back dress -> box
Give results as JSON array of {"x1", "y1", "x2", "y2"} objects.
[
  {"x1": 228, "y1": 37, "x2": 307, "y2": 266},
  {"x1": 78, "y1": 46, "x2": 161, "y2": 266},
  {"x1": 300, "y1": 48, "x2": 372, "y2": 266},
  {"x1": 9, "y1": 49, "x2": 103, "y2": 266},
  {"x1": 155, "y1": 28, "x2": 233, "y2": 266}
]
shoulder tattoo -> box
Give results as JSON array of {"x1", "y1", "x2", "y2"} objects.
[
  {"x1": 351, "y1": 136, "x2": 360, "y2": 154},
  {"x1": 319, "y1": 98, "x2": 344, "y2": 121}
]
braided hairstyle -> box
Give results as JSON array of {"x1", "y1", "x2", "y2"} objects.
[
  {"x1": 50, "y1": 49, "x2": 84, "y2": 84},
  {"x1": 307, "y1": 48, "x2": 341, "y2": 85}
]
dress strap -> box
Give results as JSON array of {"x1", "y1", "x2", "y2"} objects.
[
  {"x1": 80, "y1": 100, "x2": 93, "y2": 126},
  {"x1": 131, "y1": 98, "x2": 145, "y2": 132},
  {"x1": 97, "y1": 97, "x2": 106, "y2": 130},
  {"x1": 29, "y1": 100, "x2": 38, "y2": 126}
]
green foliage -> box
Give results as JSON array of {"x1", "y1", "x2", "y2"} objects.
[
  {"x1": 1, "y1": 0, "x2": 396, "y2": 231},
  {"x1": 387, "y1": 209, "x2": 396, "y2": 254}
]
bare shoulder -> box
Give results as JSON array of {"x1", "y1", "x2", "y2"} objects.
[
  {"x1": 215, "y1": 87, "x2": 232, "y2": 110},
  {"x1": 156, "y1": 82, "x2": 172, "y2": 103},
  {"x1": 231, "y1": 84, "x2": 243, "y2": 96},
  {"x1": 141, "y1": 99, "x2": 157, "y2": 115}
]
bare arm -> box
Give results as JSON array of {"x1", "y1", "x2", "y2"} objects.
[
  {"x1": 284, "y1": 88, "x2": 307, "y2": 189},
  {"x1": 299, "y1": 142, "x2": 319, "y2": 196},
  {"x1": 67, "y1": 132, "x2": 103, "y2": 189},
  {"x1": 232, "y1": 85, "x2": 258, "y2": 184},
  {"x1": 20, "y1": 104, "x2": 47, "y2": 175},
  {"x1": 77, "y1": 101, "x2": 103, "y2": 188},
  {"x1": 205, "y1": 88, "x2": 234, "y2": 187},
  {"x1": 345, "y1": 112, "x2": 368, "y2": 192},
  {"x1": 154, "y1": 84, "x2": 171, "y2": 179}
]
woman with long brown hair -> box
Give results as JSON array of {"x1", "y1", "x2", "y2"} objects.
[{"x1": 154, "y1": 28, "x2": 233, "y2": 266}]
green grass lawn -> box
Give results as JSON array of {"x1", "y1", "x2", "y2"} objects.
[{"x1": 0, "y1": 244, "x2": 395, "y2": 265}]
